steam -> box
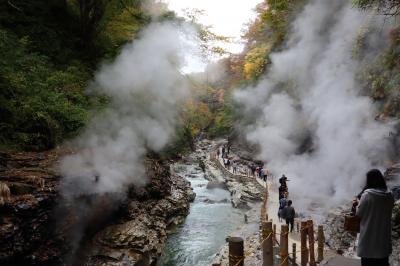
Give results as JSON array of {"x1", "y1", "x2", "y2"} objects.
[
  {"x1": 235, "y1": 0, "x2": 396, "y2": 208},
  {"x1": 60, "y1": 22, "x2": 194, "y2": 198}
]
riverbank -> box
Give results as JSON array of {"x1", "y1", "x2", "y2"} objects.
[
  {"x1": 0, "y1": 149, "x2": 195, "y2": 265},
  {"x1": 158, "y1": 139, "x2": 265, "y2": 266}
]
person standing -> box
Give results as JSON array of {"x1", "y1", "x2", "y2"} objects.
[
  {"x1": 279, "y1": 175, "x2": 288, "y2": 186},
  {"x1": 356, "y1": 169, "x2": 394, "y2": 266},
  {"x1": 250, "y1": 164, "x2": 256, "y2": 177},
  {"x1": 282, "y1": 200, "x2": 295, "y2": 232},
  {"x1": 260, "y1": 168, "x2": 265, "y2": 182},
  {"x1": 278, "y1": 196, "x2": 287, "y2": 222},
  {"x1": 232, "y1": 161, "x2": 237, "y2": 174}
]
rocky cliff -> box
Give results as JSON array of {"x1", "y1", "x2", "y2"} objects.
[{"x1": 0, "y1": 150, "x2": 195, "y2": 265}]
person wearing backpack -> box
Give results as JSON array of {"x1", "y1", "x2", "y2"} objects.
[{"x1": 278, "y1": 196, "x2": 287, "y2": 222}]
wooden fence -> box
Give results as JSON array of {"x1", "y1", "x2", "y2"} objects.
[{"x1": 211, "y1": 151, "x2": 326, "y2": 266}]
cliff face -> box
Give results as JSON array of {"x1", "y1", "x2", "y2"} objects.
[
  {"x1": 0, "y1": 150, "x2": 67, "y2": 265},
  {"x1": 0, "y1": 150, "x2": 195, "y2": 266},
  {"x1": 86, "y1": 158, "x2": 195, "y2": 266}
]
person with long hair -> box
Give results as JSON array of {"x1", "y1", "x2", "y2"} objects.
[{"x1": 356, "y1": 169, "x2": 394, "y2": 266}]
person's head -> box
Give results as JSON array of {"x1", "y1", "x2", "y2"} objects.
[
  {"x1": 365, "y1": 169, "x2": 387, "y2": 190},
  {"x1": 288, "y1": 200, "x2": 292, "y2": 206}
]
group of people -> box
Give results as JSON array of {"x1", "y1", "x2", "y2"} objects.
[
  {"x1": 275, "y1": 169, "x2": 395, "y2": 266},
  {"x1": 217, "y1": 144, "x2": 231, "y2": 159},
  {"x1": 217, "y1": 145, "x2": 238, "y2": 173},
  {"x1": 277, "y1": 174, "x2": 295, "y2": 232},
  {"x1": 249, "y1": 164, "x2": 269, "y2": 182}
]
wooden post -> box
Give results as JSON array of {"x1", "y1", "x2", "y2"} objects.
[
  {"x1": 292, "y1": 243, "x2": 297, "y2": 266},
  {"x1": 296, "y1": 221, "x2": 300, "y2": 233},
  {"x1": 308, "y1": 220, "x2": 315, "y2": 266},
  {"x1": 229, "y1": 237, "x2": 244, "y2": 266},
  {"x1": 262, "y1": 221, "x2": 273, "y2": 266},
  {"x1": 300, "y1": 221, "x2": 308, "y2": 266},
  {"x1": 317, "y1": 225, "x2": 325, "y2": 263},
  {"x1": 280, "y1": 224, "x2": 289, "y2": 266},
  {"x1": 273, "y1": 224, "x2": 277, "y2": 245}
]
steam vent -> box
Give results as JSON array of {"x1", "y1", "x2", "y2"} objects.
[{"x1": 1, "y1": 0, "x2": 400, "y2": 265}]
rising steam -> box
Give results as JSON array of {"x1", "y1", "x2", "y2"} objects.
[
  {"x1": 60, "y1": 22, "x2": 194, "y2": 198},
  {"x1": 235, "y1": 0, "x2": 396, "y2": 208}
]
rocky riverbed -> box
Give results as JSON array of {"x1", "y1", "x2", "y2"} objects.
[
  {"x1": 158, "y1": 139, "x2": 265, "y2": 266},
  {"x1": 0, "y1": 149, "x2": 195, "y2": 265}
]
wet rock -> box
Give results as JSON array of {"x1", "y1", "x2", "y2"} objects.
[
  {"x1": 206, "y1": 181, "x2": 228, "y2": 190},
  {"x1": 87, "y1": 169, "x2": 194, "y2": 266}
]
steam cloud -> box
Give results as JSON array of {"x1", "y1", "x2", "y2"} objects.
[
  {"x1": 60, "y1": 22, "x2": 193, "y2": 198},
  {"x1": 235, "y1": 0, "x2": 396, "y2": 209}
]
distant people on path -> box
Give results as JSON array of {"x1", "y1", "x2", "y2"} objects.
[
  {"x1": 232, "y1": 161, "x2": 237, "y2": 174},
  {"x1": 356, "y1": 169, "x2": 394, "y2": 266},
  {"x1": 216, "y1": 149, "x2": 220, "y2": 158},
  {"x1": 260, "y1": 168, "x2": 266, "y2": 182},
  {"x1": 279, "y1": 185, "x2": 287, "y2": 200},
  {"x1": 278, "y1": 195, "x2": 287, "y2": 222},
  {"x1": 282, "y1": 200, "x2": 295, "y2": 232},
  {"x1": 250, "y1": 164, "x2": 256, "y2": 177},
  {"x1": 279, "y1": 174, "x2": 288, "y2": 187}
]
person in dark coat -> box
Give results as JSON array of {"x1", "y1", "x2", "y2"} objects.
[
  {"x1": 282, "y1": 200, "x2": 295, "y2": 232},
  {"x1": 279, "y1": 174, "x2": 288, "y2": 186},
  {"x1": 278, "y1": 196, "x2": 287, "y2": 222},
  {"x1": 250, "y1": 164, "x2": 256, "y2": 177},
  {"x1": 356, "y1": 169, "x2": 394, "y2": 266},
  {"x1": 278, "y1": 185, "x2": 287, "y2": 199}
]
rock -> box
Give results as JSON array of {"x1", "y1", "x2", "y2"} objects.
[{"x1": 206, "y1": 181, "x2": 228, "y2": 190}]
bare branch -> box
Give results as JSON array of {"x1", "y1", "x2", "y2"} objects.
[{"x1": 7, "y1": 0, "x2": 23, "y2": 12}]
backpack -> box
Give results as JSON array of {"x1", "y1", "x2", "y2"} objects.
[{"x1": 279, "y1": 198, "x2": 287, "y2": 209}]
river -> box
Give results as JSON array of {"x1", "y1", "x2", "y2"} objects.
[{"x1": 157, "y1": 141, "x2": 255, "y2": 266}]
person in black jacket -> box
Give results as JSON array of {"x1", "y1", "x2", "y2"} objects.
[{"x1": 282, "y1": 200, "x2": 295, "y2": 232}]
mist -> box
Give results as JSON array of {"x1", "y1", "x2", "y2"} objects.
[
  {"x1": 235, "y1": 0, "x2": 396, "y2": 209},
  {"x1": 60, "y1": 22, "x2": 194, "y2": 198}
]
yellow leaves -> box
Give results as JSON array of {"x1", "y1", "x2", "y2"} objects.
[
  {"x1": 243, "y1": 44, "x2": 271, "y2": 80},
  {"x1": 182, "y1": 100, "x2": 212, "y2": 136}
]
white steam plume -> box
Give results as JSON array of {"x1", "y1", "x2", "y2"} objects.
[
  {"x1": 235, "y1": 0, "x2": 396, "y2": 209},
  {"x1": 60, "y1": 22, "x2": 194, "y2": 197}
]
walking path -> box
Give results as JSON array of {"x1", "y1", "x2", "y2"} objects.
[{"x1": 211, "y1": 146, "x2": 357, "y2": 265}]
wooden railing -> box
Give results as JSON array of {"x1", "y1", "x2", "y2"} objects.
[{"x1": 210, "y1": 150, "x2": 326, "y2": 266}]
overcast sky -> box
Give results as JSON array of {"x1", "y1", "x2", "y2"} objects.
[{"x1": 163, "y1": 0, "x2": 263, "y2": 71}]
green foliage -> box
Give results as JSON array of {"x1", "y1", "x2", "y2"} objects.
[
  {"x1": 359, "y1": 28, "x2": 400, "y2": 117},
  {"x1": 208, "y1": 93, "x2": 235, "y2": 138},
  {"x1": 0, "y1": 29, "x2": 90, "y2": 150},
  {"x1": 0, "y1": 0, "x2": 151, "y2": 150}
]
